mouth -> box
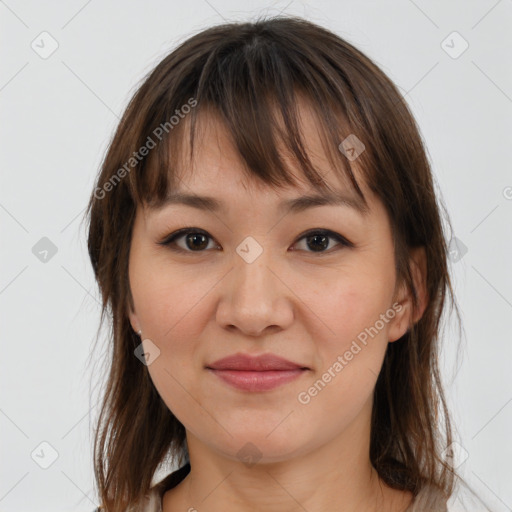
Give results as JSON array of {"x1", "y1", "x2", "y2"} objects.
[
  {"x1": 205, "y1": 352, "x2": 310, "y2": 392},
  {"x1": 206, "y1": 368, "x2": 308, "y2": 392}
]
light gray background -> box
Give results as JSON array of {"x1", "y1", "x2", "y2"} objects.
[{"x1": 1, "y1": 1, "x2": 511, "y2": 511}]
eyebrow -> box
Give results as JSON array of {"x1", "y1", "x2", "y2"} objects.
[{"x1": 157, "y1": 190, "x2": 370, "y2": 216}]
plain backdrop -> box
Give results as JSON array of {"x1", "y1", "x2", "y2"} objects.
[{"x1": 1, "y1": 1, "x2": 511, "y2": 511}]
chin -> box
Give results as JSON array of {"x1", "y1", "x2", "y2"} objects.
[{"x1": 207, "y1": 427, "x2": 311, "y2": 465}]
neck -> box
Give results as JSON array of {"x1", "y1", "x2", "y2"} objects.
[
  {"x1": 176, "y1": 448, "x2": 387, "y2": 512},
  {"x1": 163, "y1": 408, "x2": 411, "y2": 512}
]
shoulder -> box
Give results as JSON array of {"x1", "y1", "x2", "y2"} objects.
[
  {"x1": 92, "y1": 490, "x2": 163, "y2": 512},
  {"x1": 92, "y1": 464, "x2": 191, "y2": 512},
  {"x1": 152, "y1": 462, "x2": 191, "y2": 495},
  {"x1": 146, "y1": 462, "x2": 192, "y2": 512},
  {"x1": 404, "y1": 483, "x2": 449, "y2": 512}
]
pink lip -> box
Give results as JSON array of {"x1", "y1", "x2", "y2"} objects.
[{"x1": 206, "y1": 353, "x2": 309, "y2": 392}]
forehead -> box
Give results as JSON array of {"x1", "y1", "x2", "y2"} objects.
[
  {"x1": 136, "y1": 102, "x2": 392, "y2": 233},
  {"x1": 166, "y1": 106, "x2": 370, "y2": 210}
]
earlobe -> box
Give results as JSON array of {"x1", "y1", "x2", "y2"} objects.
[
  {"x1": 388, "y1": 246, "x2": 428, "y2": 343},
  {"x1": 387, "y1": 298, "x2": 409, "y2": 343}
]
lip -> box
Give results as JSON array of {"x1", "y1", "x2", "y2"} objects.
[
  {"x1": 207, "y1": 353, "x2": 309, "y2": 371},
  {"x1": 206, "y1": 353, "x2": 309, "y2": 392}
]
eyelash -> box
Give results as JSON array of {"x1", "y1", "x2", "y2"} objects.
[{"x1": 157, "y1": 227, "x2": 354, "y2": 255}]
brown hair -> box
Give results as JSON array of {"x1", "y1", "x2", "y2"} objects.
[{"x1": 84, "y1": 16, "x2": 463, "y2": 511}]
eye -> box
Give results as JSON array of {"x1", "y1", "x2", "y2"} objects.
[
  {"x1": 158, "y1": 227, "x2": 219, "y2": 253},
  {"x1": 292, "y1": 229, "x2": 353, "y2": 253},
  {"x1": 158, "y1": 228, "x2": 353, "y2": 254}
]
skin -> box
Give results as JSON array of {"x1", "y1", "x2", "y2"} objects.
[{"x1": 128, "y1": 105, "x2": 428, "y2": 512}]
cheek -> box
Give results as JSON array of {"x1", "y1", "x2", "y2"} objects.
[
  {"x1": 313, "y1": 265, "x2": 394, "y2": 349},
  {"x1": 130, "y1": 254, "x2": 213, "y2": 343},
  {"x1": 129, "y1": 257, "x2": 214, "y2": 409},
  {"x1": 302, "y1": 263, "x2": 394, "y2": 402}
]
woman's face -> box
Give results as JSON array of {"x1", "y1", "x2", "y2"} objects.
[{"x1": 128, "y1": 110, "x2": 420, "y2": 465}]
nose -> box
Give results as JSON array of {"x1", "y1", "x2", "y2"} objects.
[{"x1": 215, "y1": 244, "x2": 294, "y2": 337}]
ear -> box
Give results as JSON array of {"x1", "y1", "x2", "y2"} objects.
[
  {"x1": 128, "y1": 303, "x2": 141, "y2": 335},
  {"x1": 388, "y1": 246, "x2": 428, "y2": 343}
]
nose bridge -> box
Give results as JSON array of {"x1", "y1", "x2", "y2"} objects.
[
  {"x1": 232, "y1": 235, "x2": 277, "y2": 303},
  {"x1": 216, "y1": 235, "x2": 293, "y2": 335}
]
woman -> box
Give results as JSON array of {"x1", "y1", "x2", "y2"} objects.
[{"x1": 86, "y1": 16, "x2": 470, "y2": 512}]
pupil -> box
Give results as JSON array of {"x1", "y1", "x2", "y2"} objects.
[
  {"x1": 187, "y1": 233, "x2": 208, "y2": 250},
  {"x1": 308, "y1": 234, "x2": 328, "y2": 252}
]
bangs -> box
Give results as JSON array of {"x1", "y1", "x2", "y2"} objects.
[{"x1": 124, "y1": 20, "x2": 374, "y2": 213}]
